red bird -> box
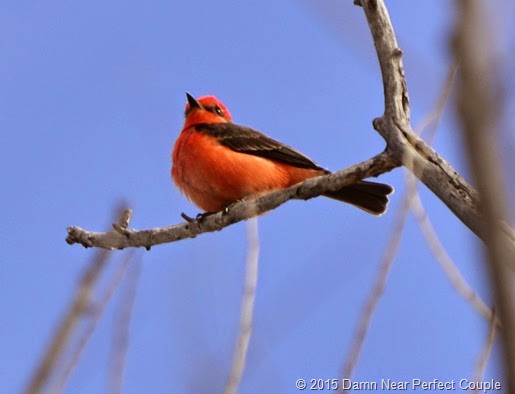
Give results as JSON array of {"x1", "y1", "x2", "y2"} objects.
[{"x1": 172, "y1": 93, "x2": 393, "y2": 215}]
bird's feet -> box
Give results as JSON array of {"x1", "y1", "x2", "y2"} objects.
[{"x1": 180, "y1": 211, "x2": 219, "y2": 223}]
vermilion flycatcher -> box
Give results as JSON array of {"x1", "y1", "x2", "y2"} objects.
[{"x1": 172, "y1": 93, "x2": 393, "y2": 215}]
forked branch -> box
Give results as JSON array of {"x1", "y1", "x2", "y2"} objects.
[{"x1": 66, "y1": 0, "x2": 514, "y2": 252}]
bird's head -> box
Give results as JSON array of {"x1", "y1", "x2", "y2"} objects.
[{"x1": 183, "y1": 93, "x2": 232, "y2": 129}]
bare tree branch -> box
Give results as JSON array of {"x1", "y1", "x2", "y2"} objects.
[
  {"x1": 52, "y1": 252, "x2": 134, "y2": 393},
  {"x1": 411, "y1": 193, "x2": 497, "y2": 325},
  {"x1": 25, "y1": 206, "x2": 130, "y2": 394},
  {"x1": 356, "y1": 0, "x2": 506, "y2": 242},
  {"x1": 415, "y1": 62, "x2": 457, "y2": 141},
  {"x1": 24, "y1": 250, "x2": 112, "y2": 394},
  {"x1": 474, "y1": 309, "x2": 497, "y2": 393},
  {"x1": 66, "y1": 152, "x2": 397, "y2": 250},
  {"x1": 453, "y1": 0, "x2": 515, "y2": 389}
]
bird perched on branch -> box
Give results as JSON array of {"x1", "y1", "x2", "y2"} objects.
[{"x1": 172, "y1": 93, "x2": 393, "y2": 215}]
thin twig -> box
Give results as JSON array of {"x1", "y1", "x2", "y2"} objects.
[
  {"x1": 24, "y1": 250, "x2": 111, "y2": 394},
  {"x1": 416, "y1": 62, "x2": 458, "y2": 141},
  {"x1": 341, "y1": 189, "x2": 412, "y2": 384},
  {"x1": 473, "y1": 309, "x2": 497, "y2": 393},
  {"x1": 224, "y1": 218, "x2": 260, "y2": 394},
  {"x1": 107, "y1": 259, "x2": 141, "y2": 394},
  {"x1": 411, "y1": 194, "x2": 498, "y2": 325},
  {"x1": 51, "y1": 252, "x2": 135, "y2": 394}
]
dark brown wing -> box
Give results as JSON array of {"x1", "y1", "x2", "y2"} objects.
[{"x1": 195, "y1": 122, "x2": 326, "y2": 171}]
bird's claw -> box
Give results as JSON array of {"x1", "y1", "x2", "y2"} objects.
[
  {"x1": 196, "y1": 212, "x2": 215, "y2": 222},
  {"x1": 180, "y1": 212, "x2": 196, "y2": 222}
]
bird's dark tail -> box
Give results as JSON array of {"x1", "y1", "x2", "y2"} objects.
[{"x1": 323, "y1": 180, "x2": 394, "y2": 215}]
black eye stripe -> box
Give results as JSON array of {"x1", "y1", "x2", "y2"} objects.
[{"x1": 205, "y1": 105, "x2": 224, "y2": 116}]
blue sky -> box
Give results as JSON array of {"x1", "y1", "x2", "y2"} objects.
[{"x1": 1, "y1": 0, "x2": 514, "y2": 393}]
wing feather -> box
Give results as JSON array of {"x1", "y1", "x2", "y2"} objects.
[{"x1": 195, "y1": 123, "x2": 326, "y2": 171}]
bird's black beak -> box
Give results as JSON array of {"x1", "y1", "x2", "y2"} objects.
[{"x1": 186, "y1": 92, "x2": 202, "y2": 110}]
